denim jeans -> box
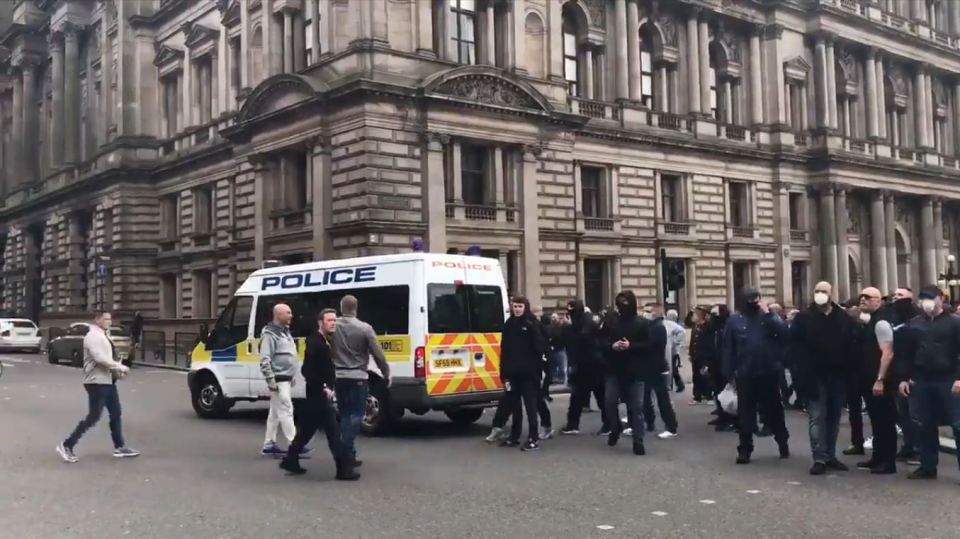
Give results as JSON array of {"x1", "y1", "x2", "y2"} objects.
[
  {"x1": 335, "y1": 379, "x2": 369, "y2": 459},
  {"x1": 807, "y1": 376, "x2": 847, "y2": 463},
  {"x1": 910, "y1": 378, "x2": 960, "y2": 473},
  {"x1": 65, "y1": 384, "x2": 125, "y2": 450},
  {"x1": 604, "y1": 376, "x2": 645, "y2": 442}
]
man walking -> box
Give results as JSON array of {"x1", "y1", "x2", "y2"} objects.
[
  {"x1": 791, "y1": 282, "x2": 857, "y2": 475},
  {"x1": 260, "y1": 304, "x2": 299, "y2": 457},
  {"x1": 57, "y1": 312, "x2": 139, "y2": 463},
  {"x1": 898, "y1": 286, "x2": 960, "y2": 480},
  {"x1": 723, "y1": 288, "x2": 790, "y2": 464},
  {"x1": 560, "y1": 299, "x2": 610, "y2": 436},
  {"x1": 280, "y1": 309, "x2": 359, "y2": 480},
  {"x1": 332, "y1": 295, "x2": 391, "y2": 466},
  {"x1": 603, "y1": 291, "x2": 655, "y2": 456},
  {"x1": 500, "y1": 296, "x2": 548, "y2": 451},
  {"x1": 641, "y1": 303, "x2": 680, "y2": 439},
  {"x1": 855, "y1": 287, "x2": 898, "y2": 474}
]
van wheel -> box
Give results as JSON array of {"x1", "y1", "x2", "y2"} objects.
[
  {"x1": 191, "y1": 374, "x2": 234, "y2": 419},
  {"x1": 70, "y1": 350, "x2": 83, "y2": 368},
  {"x1": 445, "y1": 408, "x2": 484, "y2": 427},
  {"x1": 361, "y1": 381, "x2": 402, "y2": 436}
]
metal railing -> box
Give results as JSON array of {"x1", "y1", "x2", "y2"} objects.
[
  {"x1": 794, "y1": 132, "x2": 808, "y2": 147},
  {"x1": 663, "y1": 222, "x2": 692, "y2": 235},
  {"x1": 790, "y1": 229, "x2": 809, "y2": 242},
  {"x1": 584, "y1": 217, "x2": 615, "y2": 231},
  {"x1": 140, "y1": 330, "x2": 167, "y2": 365},
  {"x1": 658, "y1": 113, "x2": 683, "y2": 131},
  {"x1": 173, "y1": 332, "x2": 198, "y2": 368},
  {"x1": 464, "y1": 205, "x2": 497, "y2": 221},
  {"x1": 731, "y1": 226, "x2": 754, "y2": 239},
  {"x1": 725, "y1": 125, "x2": 747, "y2": 141}
]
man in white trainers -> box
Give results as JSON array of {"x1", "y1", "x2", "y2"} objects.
[{"x1": 57, "y1": 312, "x2": 139, "y2": 463}]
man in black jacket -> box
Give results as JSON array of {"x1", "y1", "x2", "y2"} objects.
[
  {"x1": 501, "y1": 296, "x2": 548, "y2": 452},
  {"x1": 602, "y1": 290, "x2": 655, "y2": 456},
  {"x1": 855, "y1": 287, "x2": 899, "y2": 474},
  {"x1": 898, "y1": 285, "x2": 960, "y2": 480},
  {"x1": 279, "y1": 309, "x2": 359, "y2": 480},
  {"x1": 791, "y1": 281, "x2": 857, "y2": 475},
  {"x1": 561, "y1": 300, "x2": 610, "y2": 435}
]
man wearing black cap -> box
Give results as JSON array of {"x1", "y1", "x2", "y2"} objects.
[
  {"x1": 722, "y1": 288, "x2": 791, "y2": 464},
  {"x1": 898, "y1": 285, "x2": 960, "y2": 480}
]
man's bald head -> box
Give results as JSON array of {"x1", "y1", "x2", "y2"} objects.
[
  {"x1": 273, "y1": 303, "x2": 293, "y2": 326},
  {"x1": 814, "y1": 281, "x2": 833, "y2": 297},
  {"x1": 859, "y1": 287, "x2": 883, "y2": 314}
]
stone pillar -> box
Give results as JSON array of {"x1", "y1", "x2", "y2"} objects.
[
  {"x1": 547, "y1": 0, "x2": 563, "y2": 79},
  {"x1": 865, "y1": 49, "x2": 878, "y2": 139},
  {"x1": 870, "y1": 191, "x2": 888, "y2": 294},
  {"x1": 309, "y1": 0, "x2": 321, "y2": 61},
  {"x1": 915, "y1": 67, "x2": 929, "y2": 147},
  {"x1": 614, "y1": 0, "x2": 629, "y2": 99},
  {"x1": 911, "y1": 0, "x2": 926, "y2": 22},
  {"x1": 240, "y1": 0, "x2": 251, "y2": 85},
  {"x1": 920, "y1": 198, "x2": 936, "y2": 284},
  {"x1": 11, "y1": 67, "x2": 22, "y2": 183},
  {"x1": 63, "y1": 24, "x2": 80, "y2": 163},
  {"x1": 723, "y1": 80, "x2": 733, "y2": 123},
  {"x1": 749, "y1": 25, "x2": 763, "y2": 125},
  {"x1": 50, "y1": 33, "x2": 65, "y2": 169},
  {"x1": 283, "y1": 9, "x2": 294, "y2": 73},
  {"x1": 800, "y1": 84, "x2": 809, "y2": 129},
  {"x1": 21, "y1": 61, "x2": 38, "y2": 182},
  {"x1": 507, "y1": 0, "x2": 523, "y2": 70},
  {"x1": 627, "y1": 0, "x2": 641, "y2": 101},
  {"x1": 842, "y1": 97, "x2": 851, "y2": 137},
  {"x1": 182, "y1": 46, "x2": 192, "y2": 130},
  {"x1": 657, "y1": 66, "x2": 668, "y2": 111},
  {"x1": 311, "y1": 137, "x2": 332, "y2": 258},
  {"x1": 416, "y1": 0, "x2": 435, "y2": 57},
  {"x1": 583, "y1": 48, "x2": 594, "y2": 99},
  {"x1": 925, "y1": 71, "x2": 935, "y2": 149},
  {"x1": 698, "y1": 17, "x2": 711, "y2": 115},
  {"x1": 686, "y1": 11, "x2": 701, "y2": 114},
  {"x1": 934, "y1": 199, "x2": 945, "y2": 276},
  {"x1": 521, "y1": 146, "x2": 542, "y2": 308},
  {"x1": 371, "y1": 0, "x2": 389, "y2": 43},
  {"x1": 484, "y1": 2, "x2": 496, "y2": 65},
  {"x1": 826, "y1": 38, "x2": 838, "y2": 130},
  {"x1": 100, "y1": 7, "x2": 114, "y2": 142},
  {"x1": 885, "y1": 194, "x2": 899, "y2": 289},
  {"x1": 819, "y1": 186, "x2": 839, "y2": 286},
  {"x1": 814, "y1": 35, "x2": 829, "y2": 129},
  {"x1": 954, "y1": 83, "x2": 960, "y2": 155},
  {"x1": 876, "y1": 55, "x2": 887, "y2": 139},
  {"x1": 835, "y1": 187, "x2": 850, "y2": 300}
]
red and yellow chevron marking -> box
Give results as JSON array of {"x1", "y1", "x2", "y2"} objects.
[{"x1": 426, "y1": 333, "x2": 502, "y2": 396}]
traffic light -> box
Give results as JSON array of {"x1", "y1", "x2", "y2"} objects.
[{"x1": 666, "y1": 260, "x2": 686, "y2": 290}]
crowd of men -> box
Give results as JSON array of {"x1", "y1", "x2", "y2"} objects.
[{"x1": 492, "y1": 282, "x2": 960, "y2": 480}]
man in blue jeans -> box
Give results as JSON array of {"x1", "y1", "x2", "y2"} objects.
[
  {"x1": 898, "y1": 285, "x2": 960, "y2": 480},
  {"x1": 331, "y1": 295, "x2": 390, "y2": 467},
  {"x1": 790, "y1": 282, "x2": 858, "y2": 475},
  {"x1": 57, "y1": 312, "x2": 139, "y2": 463}
]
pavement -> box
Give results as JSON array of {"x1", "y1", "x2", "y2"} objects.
[{"x1": 1, "y1": 352, "x2": 959, "y2": 539}]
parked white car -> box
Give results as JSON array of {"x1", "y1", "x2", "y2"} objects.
[{"x1": 0, "y1": 319, "x2": 42, "y2": 353}]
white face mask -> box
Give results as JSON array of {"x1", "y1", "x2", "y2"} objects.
[
  {"x1": 642, "y1": 312, "x2": 654, "y2": 320},
  {"x1": 859, "y1": 312, "x2": 871, "y2": 323},
  {"x1": 920, "y1": 299, "x2": 936, "y2": 314},
  {"x1": 814, "y1": 292, "x2": 830, "y2": 306},
  {"x1": 710, "y1": 307, "x2": 720, "y2": 316}
]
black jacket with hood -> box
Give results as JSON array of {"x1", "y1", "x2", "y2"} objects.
[
  {"x1": 500, "y1": 298, "x2": 547, "y2": 379},
  {"x1": 562, "y1": 300, "x2": 604, "y2": 380},
  {"x1": 601, "y1": 291, "x2": 657, "y2": 381}
]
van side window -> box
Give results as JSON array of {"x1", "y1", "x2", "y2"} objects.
[
  {"x1": 253, "y1": 286, "x2": 410, "y2": 338},
  {"x1": 207, "y1": 296, "x2": 253, "y2": 350},
  {"x1": 427, "y1": 284, "x2": 504, "y2": 334}
]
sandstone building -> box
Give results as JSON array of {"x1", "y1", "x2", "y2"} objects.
[{"x1": 2, "y1": 0, "x2": 960, "y2": 330}]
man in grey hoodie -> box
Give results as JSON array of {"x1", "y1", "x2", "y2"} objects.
[
  {"x1": 260, "y1": 303, "x2": 299, "y2": 457},
  {"x1": 332, "y1": 295, "x2": 390, "y2": 466}
]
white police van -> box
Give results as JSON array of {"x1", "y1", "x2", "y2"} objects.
[{"x1": 188, "y1": 253, "x2": 509, "y2": 434}]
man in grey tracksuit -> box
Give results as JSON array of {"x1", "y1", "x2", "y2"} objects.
[
  {"x1": 260, "y1": 303, "x2": 299, "y2": 457},
  {"x1": 331, "y1": 295, "x2": 390, "y2": 466}
]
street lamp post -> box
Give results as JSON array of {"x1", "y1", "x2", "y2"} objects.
[{"x1": 937, "y1": 254, "x2": 959, "y2": 305}]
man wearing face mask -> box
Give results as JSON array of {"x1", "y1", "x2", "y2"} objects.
[
  {"x1": 722, "y1": 288, "x2": 790, "y2": 464},
  {"x1": 853, "y1": 287, "x2": 898, "y2": 474},
  {"x1": 898, "y1": 286, "x2": 960, "y2": 480},
  {"x1": 888, "y1": 287, "x2": 921, "y2": 462},
  {"x1": 791, "y1": 282, "x2": 858, "y2": 475},
  {"x1": 640, "y1": 303, "x2": 681, "y2": 439}
]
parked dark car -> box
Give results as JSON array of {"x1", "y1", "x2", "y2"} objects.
[{"x1": 47, "y1": 323, "x2": 133, "y2": 367}]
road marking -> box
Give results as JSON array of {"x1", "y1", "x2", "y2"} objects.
[
  {"x1": 2, "y1": 397, "x2": 10, "y2": 401},
  {"x1": 746, "y1": 490, "x2": 761, "y2": 494},
  {"x1": 787, "y1": 481, "x2": 802, "y2": 486},
  {"x1": 651, "y1": 511, "x2": 668, "y2": 517},
  {"x1": 699, "y1": 500, "x2": 716, "y2": 505},
  {"x1": 596, "y1": 525, "x2": 615, "y2": 531},
  {"x1": 39, "y1": 395, "x2": 46, "y2": 399},
  {"x1": 0, "y1": 356, "x2": 31, "y2": 363}
]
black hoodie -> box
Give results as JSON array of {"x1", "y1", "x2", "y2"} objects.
[
  {"x1": 602, "y1": 291, "x2": 656, "y2": 380},
  {"x1": 562, "y1": 300, "x2": 604, "y2": 379},
  {"x1": 500, "y1": 298, "x2": 547, "y2": 379}
]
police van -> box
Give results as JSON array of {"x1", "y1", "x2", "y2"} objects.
[{"x1": 188, "y1": 253, "x2": 509, "y2": 434}]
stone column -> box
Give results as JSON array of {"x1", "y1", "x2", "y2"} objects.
[
  {"x1": 283, "y1": 9, "x2": 294, "y2": 73},
  {"x1": 954, "y1": 83, "x2": 960, "y2": 155},
  {"x1": 508, "y1": 0, "x2": 523, "y2": 70},
  {"x1": 921, "y1": 198, "x2": 936, "y2": 284},
  {"x1": 915, "y1": 67, "x2": 929, "y2": 147},
  {"x1": 934, "y1": 199, "x2": 945, "y2": 276},
  {"x1": 911, "y1": 0, "x2": 926, "y2": 22},
  {"x1": 182, "y1": 46, "x2": 192, "y2": 130},
  {"x1": 22, "y1": 61, "x2": 38, "y2": 182},
  {"x1": 627, "y1": 0, "x2": 641, "y2": 101},
  {"x1": 311, "y1": 137, "x2": 332, "y2": 259},
  {"x1": 819, "y1": 186, "x2": 839, "y2": 287},
  {"x1": 240, "y1": 0, "x2": 251, "y2": 85},
  {"x1": 521, "y1": 146, "x2": 542, "y2": 309},
  {"x1": 614, "y1": 0, "x2": 629, "y2": 99},
  {"x1": 784, "y1": 83, "x2": 793, "y2": 127},
  {"x1": 842, "y1": 97, "x2": 851, "y2": 137},
  {"x1": 865, "y1": 49, "x2": 878, "y2": 138},
  {"x1": 49, "y1": 34, "x2": 65, "y2": 169},
  {"x1": 64, "y1": 24, "x2": 81, "y2": 164},
  {"x1": 308, "y1": 0, "x2": 321, "y2": 61},
  {"x1": 870, "y1": 191, "x2": 888, "y2": 294},
  {"x1": 925, "y1": 71, "x2": 935, "y2": 149},
  {"x1": 885, "y1": 194, "x2": 899, "y2": 289},
  {"x1": 826, "y1": 38, "x2": 838, "y2": 130},
  {"x1": 484, "y1": 2, "x2": 496, "y2": 65},
  {"x1": 686, "y1": 11, "x2": 701, "y2": 114},
  {"x1": 814, "y1": 35, "x2": 829, "y2": 129},
  {"x1": 698, "y1": 16, "x2": 711, "y2": 114},
  {"x1": 835, "y1": 187, "x2": 850, "y2": 300},
  {"x1": 723, "y1": 80, "x2": 733, "y2": 123},
  {"x1": 800, "y1": 84, "x2": 809, "y2": 129},
  {"x1": 657, "y1": 66, "x2": 668, "y2": 111},
  {"x1": 11, "y1": 67, "x2": 22, "y2": 183},
  {"x1": 749, "y1": 25, "x2": 763, "y2": 125},
  {"x1": 583, "y1": 48, "x2": 594, "y2": 99},
  {"x1": 416, "y1": 0, "x2": 435, "y2": 57},
  {"x1": 876, "y1": 55, "x2": 887, "y2": 139},
  {"x1": 100, "y1": 7, "x2": 114, "y2": 142}
]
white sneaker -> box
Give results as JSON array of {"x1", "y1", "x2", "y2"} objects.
[
  {"x1": 657, "y1": 431, "x2": 679, "y2": 440},
  {"x1": 113, "y1": 447, "x2": 141, "y2": 458},
  {"x1": 56, "y1": 443, "x2": 78, "y2": 463},
  {"x1": 863, "y1": 437, "x2": 874, "y2": 451},
  {"x1": 539, "y1": 427, "x2": 555, "y2": 440},
  {"x1": 621, "y1": 417, "x2": 629, "y2": 424},
  {"x1": 623, "y1": 427, "x2": 634, "y2": 437},
  {"x1": 485, "y1": 427, "x2": 506, "y2": 443}
]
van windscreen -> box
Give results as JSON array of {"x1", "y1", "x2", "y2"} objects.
[
  {"x1": 254, "y1": 286, "x2": 410, "y2": 338},
  {"x1": 427, "y1": 284, "x2": 504, "y2": 334}
]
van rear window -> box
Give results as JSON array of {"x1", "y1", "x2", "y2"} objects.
[
  {"x1": 427, "y1": 284, "x2": 505, "y2": 334},
  {"x1": 12, "y1": 321, "x2": 36, "y2": 329},
  {"x1": 254, "y1": 286, "x2": 410, "y2": 338}
]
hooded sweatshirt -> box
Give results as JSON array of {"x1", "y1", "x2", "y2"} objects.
[
  {"x1": 259, "y1": 323, "x2": 299, "y2": 386},
  {"x1": 602, "y1": 291, "x2": 657, "y2": 380},
  {"x1": 562, "y1": 300, "x2": 603, "y2": 379},
  {"x1": 500, "y1": 297, "x2": 547, "y2": 379}
]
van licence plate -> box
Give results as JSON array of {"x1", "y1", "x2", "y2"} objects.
[{"x1": 433, "y1": 358, "x2": 463, "y2": 369}]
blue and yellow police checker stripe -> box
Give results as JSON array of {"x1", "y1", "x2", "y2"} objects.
[{"x1": 192, "y1": 336, "x2": 412, "y2": 364}]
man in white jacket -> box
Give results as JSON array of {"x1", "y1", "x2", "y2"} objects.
[{"x1": 57, "y1": 312, "x2": 139, "y2": 463}]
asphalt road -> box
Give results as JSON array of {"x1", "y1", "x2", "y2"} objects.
[{"x1": 1, "y1": 352, "x2": 958, "y2": 539}]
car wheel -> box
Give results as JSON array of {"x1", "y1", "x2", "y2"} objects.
[
  {"x1": 70, "y1": 350, "x2": 83, "y2": 368},
  {"x1": 361, "y1": 380, "x2": 403, "y2": 436},
  {"x1": 444, "y1": 408, "x2": 484, "y2": 427},
  {"x1": 191, "y1": 373, "x2": 233, "y2": 419},
  {"x1": 47, "y1": 348, "x2": 59, "y2": 364}
]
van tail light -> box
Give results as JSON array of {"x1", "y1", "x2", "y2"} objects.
[
  {"x1": 414, "y1": 346, "x2": 426, "y2": 379},
  {"x1": 0, "y1": 330, "x2": 9, "y2": 337}
]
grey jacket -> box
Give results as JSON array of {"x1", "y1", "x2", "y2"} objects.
[
  {"x1": 331, "y1": 315, "x2": 390, "y2": 381},
  {"x1": 259, "y1": 323, "x2": 299, "y2": 386},
  {"x1": 82, "y1": 325, "x2": 124, "y2": 385}
]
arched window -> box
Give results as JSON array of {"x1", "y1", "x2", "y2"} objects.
[
  {"x1": 639, "y1": 25, "x2": 655, "y2": 109},
  {"x1": 251, "y1": 26, "x2": 264, "y2": 84},
  {"x1": 524, "y1": 12, "x2": 546, "y2": 79},
  {"x1": 561, "y1": 2, "x2": 593, "y2": 99},
  {"x1": 562, "y1": 14, "x2": 580, "y2": 96}
]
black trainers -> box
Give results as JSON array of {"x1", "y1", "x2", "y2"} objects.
[
  {"x1": 632, "y1": 440, "x2": 646, "y2": 456},
  {"x1": 607, "y1": 430, "x2": 620, "y2": 447},
  {"x1": 895, "y1": 449, "x2": 918, "y2": 462},
  {"x1": 907, "y1": 468, "x2": 937, "y2": 480},
  {"x1": 560, "y1": 426, "x2": 580, "y2": 435},
  {"x1": 500, "y1": 439, "x2": 520, "y2": 448},
  {"x1": 778, "y1": 441, "x2": 790, "y2": 459},
  {"x1": 842, "y1": 445, "x2": 865, "y2": 456},
  {"x1": 870, "y1": 465, "x2": 897, "y2": 475},
  {"x1": 856, "y1": 459, "x2": 879, "y2": 470},
  {"x1": 736, "y1": 453, "x2": 751, "y2": 465},
  {"x1": 810, "y1": 462, "x2": 827, "y2": 476},
  {"x1": 279, "y1": 457, "x2": 307, "y2": 475},
  {"x1": 825, "y1": 459, "x2": 849, "y2": 472},
  {"x1": 521, "y1": 439, "x2": 541, "y2": 452},
  {"x1": 335, "y1": 457, "x2": 360, "y2": 481}
]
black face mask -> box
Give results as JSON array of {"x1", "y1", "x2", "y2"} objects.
[
  {"x1": 616, "y1": 302, "x2": 629, "y2": 312},
  {"x1": 745, "y1": 302, "x2": 761, "y2": 312}
]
